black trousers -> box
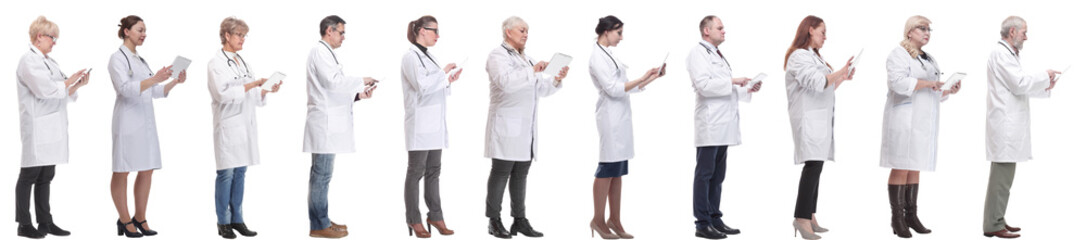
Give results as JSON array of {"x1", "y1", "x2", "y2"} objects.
[
  {"x1": 485, "y1": 159, "x2": 532, "y2": 218},
  {"x1": 794, "y1": 161, "x2": 823, "y2": 219},
  {"x1": 15, "y1": 165, "x2": 55, "y2": 225}
]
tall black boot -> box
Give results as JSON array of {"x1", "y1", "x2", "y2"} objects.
[
  {"x1": 889, "y1": 185, "x2": 912, "y2": 238},
  {"x1": 510, "y1": 217, "x2": 543, "y2": 237},
  {"x1": 904, "y1": 184, "x2": 932, "y2": 233}
]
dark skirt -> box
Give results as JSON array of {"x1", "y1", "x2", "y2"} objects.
[{"x1": 594, "y1": 160, "x2": 629, "y2": 178}]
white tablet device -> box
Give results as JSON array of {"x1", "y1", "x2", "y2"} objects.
[
  {"x1": 542, "y1": 53, "x2": 572, "y2": 77},
  {"x1": 170, "y1": 56, "x2": 191, "y2": 79},
  {"x1": 941, "y1": 72, "x2": 966, "y2": 91},
  {"x1": 449, "y1": 57, "x2": 468, "y2": 75},
  {"x1": 1054, "y1": 65, "x2": 1071, "y2": 82},
  {"x1": 848, "y1": 48, "x2": 863, "y2": 76},
  {"x1": 263, "y1": 72, "x2": 285, "y2": 91},
  {"x1": 749, "y1": 72, "x2": 768, "y2": 87}
]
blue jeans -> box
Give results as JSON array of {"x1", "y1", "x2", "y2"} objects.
[
  {"x1": 693, "y1": 146, "x2": 728, "y2": 228},
  {"x1": 308, "y1": 154, "x2": 335, "y2": 230},
  {"x1": 215, "y1": 166, "x2": 247, "y2": 225}
]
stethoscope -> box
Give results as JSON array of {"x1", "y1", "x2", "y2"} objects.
[
  {"x1": 29, "y1": 47, "x2": 65, "y2": 78},
  {"x1": 914, "y1": 52, "x2": 943, "y2": 78},
  {"x1": 596, "y1": 43, "x2": 620, "y2": 70},
  {"x1": 222, "y1": 49, "x2": 251, "y2": 79},
  {"x1": 118, "y1": 47, "x2": 153, "y2": 77},
  {"x1": 501, "y1": 43, "x2": 534, "y2": 66},
  {"x1": 699, "y1": 42, "x2": 731, "y2": 69},
  {"x1": 998, "y1": 41, "x2": 1020, "y2": 65},
  {"x1": 319, "y1": 41, "x2": 339, "y2": 65},
  {"x1": 413, "y1": 46, "x2": 438, "y2": 68}
]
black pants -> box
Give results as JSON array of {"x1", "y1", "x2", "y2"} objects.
[
  {"x1": 485, "y1": 159, "x2": 531, "y2": 218},
  {"x1": 693, "y1": 146, "x2": 728, "y2": 228},
  {"x1": 15, "y1": 165, "x2": 55, "y2": 225},
  {"x1": 794, "y1": 161, "x2": 823, "y2": 219}
]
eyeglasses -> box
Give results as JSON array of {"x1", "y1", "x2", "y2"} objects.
[
  {"x1": 916, "y1": 26, "x2": 932, "y2": 32},
  {"x1": 44, "y1": 34, "x2": 57, "y2": 42},
  {"x1": 232, "y1": 32, "x2": 248, "y2": 38},
  {"x1": 423, "y1": 27, "x2": 439, "y2": 35}
]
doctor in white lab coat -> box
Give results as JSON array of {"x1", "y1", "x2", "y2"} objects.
[
  {"x1": 302, "y1": 15, "x2": 377, "y2": 238},
  {"x1": 207, "y1": 17, "x2": 280, "y2": 238},
  {"x1": 108, "y1": 15, "x2": 186, "y2": 237},
  {"x1": 483, "y1": 16, "x2": 568, "y2": 239},
  {"x1": 981, "y1": 16, "x2": 1060, "y2": 239},
  {"x1": 783, "y1": 15, "x2": 854, "y2": 240},
  {"x1": 587, "y1": 15, "x2": 663, "y2": 239},
  {"x1": 400, "y1": 15, "x2": 461, "y2": 236},
  {"x1": 685, "y1": 15, "x2": 761, "y2": 239},
  {"x1": 879, "y1": 16, "x2": 960, "y2": 238},
  {"x1": 15, "y1": 16, "x2": 86, "y2": 238}
]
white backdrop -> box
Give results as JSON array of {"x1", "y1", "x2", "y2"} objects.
[{"x1": 2, "y1": 0, "x2": 1083, "y2": 239}]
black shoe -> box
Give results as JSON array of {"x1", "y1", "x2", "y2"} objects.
[
  {"x1": 17, "y1": 224, "x2": 45, "y2": 239},
  {"x1": 488, "y1": 218, "x2": 512, "y2": 239},
  {"x1": 230, "y1": 223, "x2": 257, "y2": 237},
  {"x1": 218, "y1": 224, "x2": 237, "y2": 239},
  {"x1": 695, "y1": 225, "x2": 727, "y2": 239},
  {"x1": 509, "y1": 217, "x2": 543, "y2": 237},
  {"x1": 132, "y1": 217, "x2": 158, "y2": 236},
  {"x1": 37, "y1": 222, "x2": 71, "y2": 236},
  {"x1": 116, "y1": 219, "x2": 144, "y2": 238},
  {"x1": 712, "y1": 221, "x2": 741, "y2": 235}
]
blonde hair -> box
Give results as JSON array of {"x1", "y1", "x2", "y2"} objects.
[
  {"x1": 219, "y1": 17, "x2": 249, "y2": 44},
  {"x1": 900, "y1": 15, "x2": 931, "y2": 58},
  {"x1": 28, "y1": 16, "x2": 58, "y2": 43}
]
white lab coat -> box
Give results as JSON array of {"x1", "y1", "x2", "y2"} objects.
[
  {"x1": 589, "y1": 43, "x2": 638, "y2": 162},
  {"x1": 17, "y1": 44, "x2": 76, "y2": 168},
  {"x1": 208, "y1": 50, "x2": 266, "y2": 170},
  {"x1": 880, "y1": 46, "x2": 948, "y2": 171},
  {"x1": 108, "y1": 46, "x2": 166, "y2": 172},
  {"x1": 785, "y1": 48, "x2": 835, "y2": 164},
  {"x1": 986, "y1": 40, "x2": 1051, "y2": 163},
  {"x1": 686, "y1": 40, "x2": 752, "y2": 148},
  {"x1": 401, "y1": 45, "x2": 450, "y2": 151},
  {"x1": 484, "y1": 43, "x2": 562, "y2": 161},
  {"x1": 303, "y1": 40, "x2": 366, "y2": 154}
]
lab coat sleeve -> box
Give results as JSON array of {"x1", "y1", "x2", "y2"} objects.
[
  {"x1": 311, "y1": 48, "x2": 365, "y2": 95},
  {"x1": 992, "y1": 51, "x2": 1050, "y2": 97},
  {"x1": 886, "y1": 49, "x2": 918, "y2": 97},
  {"x1": 109, "y1": 54, "x2": 150, "y2": 98},
  {"x1": 207, "y1": 61, "x2": 247, "y2": 104},
  {"x1": 402, "y1": 53, "x2": 449, "y2": 96},
  {"x1": 687, "y1": 49, "x2": 734, "y2": 97},
  {"x1": 737, "y1": 84, "x2": 753, "y2": 103},
  {"x1": 589, "y1": 53, "x2": 628, "y2": 98},
  {"x1": 17, "y1": 55, "x2": 68, "y2": 100},
  {"x1": 787, "y1": 51, "x2": 829, "y2": 92},
  {"x1": 536, "y1": 73, "x2": 562, "y2": 97},
  {"x1": 254, "y1": 87, "x2": 267, "y2": 107},
  {"x1": 152, "y1": 84, "x2": 167, "y2": 98},
  {"x1": 486, "y1": 50, "x2": 535, "y2": 93}
]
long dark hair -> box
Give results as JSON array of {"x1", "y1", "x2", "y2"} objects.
[
  {"x1": 784, "y1": 15, "x2": 825, "y2": 69},
  {"x1": 117, "y1": 15, "x2": 143, "y2": 39},
  {"x1": 407, "y1": 15, "x2": 438, "y2": 44}
]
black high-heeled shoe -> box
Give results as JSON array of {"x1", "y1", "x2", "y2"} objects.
[
  {"x1": 132, "y1": 217, "x2": 158, "y2": 236},
  {"x1": 217, "y1": 224, "x2": 237, "y2": 239},
  {"x1": 230, "y1": 223, "x2": 257, "y2": 237},
  {"x1": 116, "y1": 219, "x2": 144, "y2": 238}
]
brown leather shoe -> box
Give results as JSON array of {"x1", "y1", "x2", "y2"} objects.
[
  {"x1": 1004, "y1": 224, "x2": 1021, "y2": 232},
  {"x1": 331, "y1": 221, "x2": 347, "y2": 231},
  {"x1": 983, "y1": 229, "x2": 1020, "y2": 238},
  {"x1": 310, "y1": 226, "x2": 348, "y2": 238},
  {"x1": 427, "y1": 219, "x2": 455, "y2": 235},
  {"x1": 409, "y1": 223, "x2": 431, "y2": 238}
]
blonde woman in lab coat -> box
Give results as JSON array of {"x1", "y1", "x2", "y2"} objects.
[
  {"x1": 483, "y1": 16, "x2": 568, "y2": 239},
  {"x1": 107, "y1": 15, "x2": 187, "y2": 238},
  {"x1": 207, "y1": 17, "x2": 281, "y2": 239},
  {"x1": 588, "y1": 15, "x2": 664, "y2": 240},
  {"x1": 15, "y1": 16, "x2": 86, "y2": 239},
  {"x1": 981, "y1": 16, "x2": 1060, "y2": 239},
  {"x1": 784, "y1": 15, "x2": 854, "y2": 240},
  {"x1": 400, "y1": 15, "x2": 460, "y2": 238},
  {"x1": 879, "y1": 15, "x2": 960, "y2": 238}
]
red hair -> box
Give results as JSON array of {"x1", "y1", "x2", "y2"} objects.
[{"x1": 784, "y1": 15, "x2": 825, "y2": 69}]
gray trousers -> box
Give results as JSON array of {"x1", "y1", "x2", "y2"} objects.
[
  {"x1": 983, "y1": 162, "x2": 1016, "y2": 232},
  {"x1": 485, "y1": 159, "x2": 532, "y2": 218},
  {"x1": 405, "y1": 150, "x2": 443, "y2": 224}
]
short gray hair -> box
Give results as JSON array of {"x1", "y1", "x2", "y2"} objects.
[
  {"x1": 502, "y1": 16, "x2": 527, "y2": 36},
  {"x1": 219, "y1": 17, "x2": 249, "y2": 44},
  {"x1": 1000, "y1": 16, "x2": 1025, "y2": 38}
]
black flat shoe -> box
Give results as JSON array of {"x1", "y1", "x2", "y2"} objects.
[
  {"x1": 488, "y1": 218, "x2": 511, "y2": 239},
  {"x1": 712, "y1": 222, "x2": 740, "y2": 235},
  {"x1": 116, "y1": 219, "x2": 144, "y2": 238},
  {"x1": 695, "y1": 225, "x2": 727, "y2": 239},
  {"x1": 218, "y1": 224, "x2": 237, "y2": 239},
  {"x1": 230, "y1": 223, "x2": 257, "y2": 237},
  {"x1": 132, "y1": 217, "x2": 158, "y2": 236},
  {"x1": 38, "y1": 222, "x2": 71, "y2": 236},
  {"x1": 17, "y1": 224, "x2": 45, "y2": 239},
  {"x1": 509, "y1": 218, "x2": 543, "y2": 237}
]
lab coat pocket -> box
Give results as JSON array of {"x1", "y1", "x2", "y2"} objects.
[
  {"x1": 494, "y1": 115, "x2": 522, "y2": 138},
  {"x1": 327, "y1": 110, "x2": 351, "y2": 134},
  {"x1": 414, "y1": 104, "x2": 442, "y2": 134},
  {"x1": 802, "y1": 109, "x2": 829, "y2": 143},
  {"x1": 219, "y1": 119, "x2": 248, "y2": 147},
  {"x1": 33, "y1": 111, "x2": 66, "y2": 145},
  {"x1": 119, "y1": 106, "x2": 146, "y2": 135},
  {"x1": 887, "y1": 106, "x2": 913, "y2": 158}
]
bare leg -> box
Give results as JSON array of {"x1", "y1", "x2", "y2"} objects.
[
  {"x1": 111, "y1": 172, "x2": 137, "y2": 232},
  {"x1": 888, "y1": 169, "x2": 909, "y2": 185},
  {"x1": 133, "y1": 170, "x2": 154, "y2": 230},
  {"x1": 906, "y1": 171, "x2": 920, "y2": 184}
]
